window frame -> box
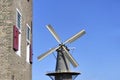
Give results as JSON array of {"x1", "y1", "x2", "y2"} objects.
[
  {"x1": 26, "y1": 24, "x2": 31, "y2": 44},
  {"x1": 16, "y1": 8, "x2": 22, "y2": 56},
  {"x1": 26, "y1": 24, "x2": 31, "y2": 63},
  {"x1": 26, "y1": 44, "x2": 30, "y2": 63},
  {"x1": 16, "y1": 8, "x2": 22, "y2": 32}
]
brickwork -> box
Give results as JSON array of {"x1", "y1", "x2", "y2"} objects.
[{"x1": 0, "y1": 0, "x2": 32, "y2": 80}]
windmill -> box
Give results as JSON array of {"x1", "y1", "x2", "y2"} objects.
[{"x1": 38, "y1": 24, "x2": 86, "y2": 80}]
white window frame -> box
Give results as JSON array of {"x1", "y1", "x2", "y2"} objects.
[
  {"x1": 26, "y1": 44, "x2": 30, "y2": 63},
  {"x1": 26, "y1": 24, "x2": 31, "y2": 63},
  {"x1": 16, "y1": 8, "x2": 22, "y2": 56},
  {"x1": 26, "y1": 24, "x2": 31, "y2": 44},
  {"x1": 16, "y1": 34, "x2": 21, "y2": 56},
  {"x1": 16, "y1": 8, "x2": 22, "y2": 31}
]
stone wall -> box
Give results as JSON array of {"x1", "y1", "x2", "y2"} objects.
[{"x1": 0, "y1": 0, "x2": 32, "y2": 80}]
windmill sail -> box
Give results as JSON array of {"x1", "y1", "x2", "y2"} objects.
[
  {"x1": 38, "y1": 46, "x2": 59, "y2": 61},
  {"x1": 64, "y1": 29, "x2": 85, "y2": 44},
  {"x1": 62, "y1": 46, "x2": 78, "y2": 67},
  {"x1": 46, "y1": 24, "x2": 61, "y2": 44}
]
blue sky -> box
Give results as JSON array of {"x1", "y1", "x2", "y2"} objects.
[{"x1": 33, "y1": 0, "x2": 120, "y2": 80}]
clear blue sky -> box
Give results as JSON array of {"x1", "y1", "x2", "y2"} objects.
[{"x1": 33, "y1": 0, "x2": 120, "y2": 80}]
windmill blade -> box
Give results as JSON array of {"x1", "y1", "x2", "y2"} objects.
[
  {"x1": 62, "y1": 46, "x2": 78, "y2": 67},
  {"x1": 46, "y1": 24, "x2": 61, "y2": 44},
  {"x1": 64, "y1": 29, "x2": 86, "y2": 44},
  {"x1": 38, "y1": 46, "x2": 59, "y2": 61}
]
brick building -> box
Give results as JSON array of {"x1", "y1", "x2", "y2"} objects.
[{"x1": 0, "y1": 0, "x2": 32, "y2": 80}]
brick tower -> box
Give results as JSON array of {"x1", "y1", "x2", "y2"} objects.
[{"x1": 0, "y1": 0, "x2": 32, "y2": 80}]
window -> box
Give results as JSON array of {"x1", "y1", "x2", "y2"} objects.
[
  {"x1": 26, "y1": 44, "x2": 30, "y2": 63},
  {"x1": 26, "y1": 24, "x2": 32, "y2": 64},
  {"x1": 27, "y1": 24, "x2": 31, "y2": 42},
  {"x1": 17, "y1": 33, "x2": 21, "y2": 56},
  {"x1": 16, "y1": 9, "x2": 22, "y2": 30},
  {"x1": 15, "y1": 9, "x2": 22, "y2": 56}
]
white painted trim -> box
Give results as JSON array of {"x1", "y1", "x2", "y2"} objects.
[
  {"x1": 16, "y1": 8, "x2": 22, "y2": 56},
  {"x1": 26, "y1": 24, "x2": 31, "y2": 44},
  {"x1": 26, "y1": 24, "x2": 31, "y2": 63},
  {"x1": 16, "y1": 34, "x2": 21, "y2": 57},
  {"x1": 26, "y1": 44, "x2": 30, "y2": 64},
  {"x1": 16, "y1": 8, "x2": 22, "y2": 33}
]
